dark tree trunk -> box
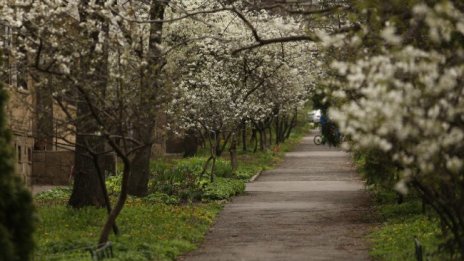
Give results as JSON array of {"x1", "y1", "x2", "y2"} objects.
[
  {"x1": 69, "y1": 0, "x2": 109, "y2": 208},
  {"x1": 218, "y1": 132, "x2": 232, "y2": 157},
  {"x1": 128, "y1": 1, "x2": 166, "y2": 196},
  {"x1": 285, "y1": 109, "x2": 298, "y2": 139},
  {"x1": 69, "y1": 104, "x2": 106, "y2": 207},
  {"x1": 91, "y1": 153, "x2": 119, "y2": 235},
  {"x1": 99, "y1": 158, "x2": 131, "y2": 244},
  {"x1": 128, "y1": 144, "x2": 151, "y2": 196},
  {"x1": 259, "y1": 128, "x2": 265, "y2": 151},
  {"x1": 183, "y1": 129, "x2": 198, "y2": 157},
  {"x1": 251, "y1": 128, "x2": 258, "y2": 153},
  {"x1": 275, "y1": 116, "x2": 280, "y2": 144},
  {"x1": 229, "y1": 133, "x2": 238, "y2": 174},
  {"x1": 268, "y1": 124, "x2": 272, "y2": 146},
  {"x1": 241, "y1": 122, "x2": 247, "y2": 152}
]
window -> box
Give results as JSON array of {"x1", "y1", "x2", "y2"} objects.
[
  {"x1": 17, "y1": 145, "x2": 21, "y2": 162},
  {"x1": 27, "y1": 147, "x2": 32, "y2": 162}
]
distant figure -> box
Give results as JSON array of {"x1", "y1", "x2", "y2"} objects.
[
  {"x1": 320, "y1": 114, "x2": 328, "y2": 130},
  {"x1": 320, "y1": 113, "x2": 340, "y2": 147}
]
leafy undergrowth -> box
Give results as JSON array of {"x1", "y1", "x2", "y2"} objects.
[
  {"x1": 34, "y1": 199, "x2": 221, "y2": 261},
  {"x1": 369, "y1": 189, "x2": 447, "y2": 261},
  {"x1": 203, "y1": 177, "x2": 245, "y2": 200}
]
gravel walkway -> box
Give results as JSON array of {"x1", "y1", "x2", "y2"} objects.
[{"x1": 181, "y1": 131, "x2": 373, "y2": 261}]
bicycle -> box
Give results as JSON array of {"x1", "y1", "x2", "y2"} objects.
[
  {"x1": 313, "y1": 134, "x2": 323, "y2": 145},
  {"x1": 313, "y1": 133, "x2": 346, "y2": 145}
]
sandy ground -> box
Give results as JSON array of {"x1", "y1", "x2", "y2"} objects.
[{"x1": 181, "y1": 131, "x2": 374, "y2": 261}]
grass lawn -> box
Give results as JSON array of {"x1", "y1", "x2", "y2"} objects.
[
  {"x1": 368, "y1": 190, "x2": 447, "y2": 261},
  {"x1": 34, "y1": 197, "x2": 221, "y2": 261}
]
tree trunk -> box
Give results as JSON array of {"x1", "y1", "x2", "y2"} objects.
[
  {"x1": 183, "y1": 129, "x2": 198, "y2": 157},
  {"x1": 69, "y1": 0, "x2": 109, "y2": 208},
  {"x1": 241, "y1": 122, "x2": 247, "y2": 152},
  {"x1": 250, "y1": 127, "x2": 258, "y2": 152},
  {"x1": 229, "y1": 133, "x2": 238, "y2": 174},
  {"x1": 99, "y1": 158, "x2": 131, "y2": 244},
  {"x1": 128, "y1": 144, "x2": 151, "y2": 196},
  {"x1": 285, "y1": 109, "x2": 298, "y2": 139},
  {"x1": 91, "y1": 153, "x2": 119, "y2": 235},
  {"x1": 69, "y1": 108, "x2": 106, "y2": 207},
  {"x1": 259, "y1": 128, "x2": 265, "y2": 151},
  {"x1": 275, "y1": 116, "x2": 280, "y2": 144},
  {"x1": 268, "y1": 124, "x2": 273, "y2": 146},
  {"x1": 128, "y1": 1, "x2": 166, "y2": 196}
]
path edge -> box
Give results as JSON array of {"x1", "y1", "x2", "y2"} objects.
[{"x1": 249, "y1": 170, "x2": 263, "y2": 182}]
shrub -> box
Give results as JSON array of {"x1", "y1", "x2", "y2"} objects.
[{"x1": 0, "y1": 82, "x2": 35, "y2": 260}]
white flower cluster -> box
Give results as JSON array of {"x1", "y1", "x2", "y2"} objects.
[
  {"x1": 164, "y1": 1, "x2": 316, "y2": 133},
  {"x1": 326, "y1": 2, "x2": 464, "y2": 188}
]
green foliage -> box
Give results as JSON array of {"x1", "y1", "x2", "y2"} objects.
[
  {"x1": 0, "y1": 80, "x2": 35, "y2": 260},
  {"x1": 34, "y1": 201, "x2": 222, "y2": 261},
  {"x1": 144, "y1": 192, "x2": 179, "y2": 205},
  {"x1": 35, "y1": 187, "x2": 72, "y2": 201},
  {"x1": 353, "y1": 149, "x2": 397, "y2": 189},
  {"x1": 106, "y1": 174, "x2": 122, "y2": 196},
  {"x1": 149, "y1": 157, "x2": 234, "y2": 202},
  {"x1": 369, "y1": 189, "x2": 450, "y2": 260},
  {"x1": 202, "y1": 178, "x2": 245, "y2": 200}
]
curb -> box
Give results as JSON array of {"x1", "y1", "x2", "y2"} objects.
[{"x1": 249, "y1": 170, "x2": 264, "y2": 182}]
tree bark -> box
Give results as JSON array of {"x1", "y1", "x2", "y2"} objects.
[
  {"x1": 241, "y1": 122, "x2": 247, "y2": 152},
  {"x1": 183, "y1": 128, "x2": 198, "y2": 157},
  {"x1": 69, "y1": 0, "x2": 109, "y2": 208},
  {"x1": 69, "y1": 107, "x2": 106, "y2": 207},
  {"x1": 128, "y1": 144, "x2": 151, "y2": 196},
  {"x1": 128, "y1": 1, "x2": 166, "y2": 196},
  {"x1": 229, "y1": 133, "x2": 238, "y2": 174},
  {"x1": 99, "y1": 158, "x2": 130, "y2": 244}
]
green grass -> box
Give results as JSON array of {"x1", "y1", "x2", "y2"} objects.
[
  {"x1": 34, "y1": 198, "x2": 221, "y2": 261},
  {"x1": 368, "y1": 190, "x2": 446, "y2": 261}
]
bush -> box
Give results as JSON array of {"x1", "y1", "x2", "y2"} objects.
[
  {"x1": 0, "y1": 83, "x2": 35, "y2": 260},
  {"x1": 353, "y1": 149, "x2": 398, "y2": 189}
]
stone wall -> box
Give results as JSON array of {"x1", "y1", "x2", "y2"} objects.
[
  {"x1": 32, "y1": 150, "x2": 74, "y2": 185},
  {"x1": 32, "y1": 151, "x2": 117, "y2": 185},
  {"x1": 12, "y1": 134, "x2": 34, "y2": 187}
]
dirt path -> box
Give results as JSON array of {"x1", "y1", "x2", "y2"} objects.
[{"x1": 182, "y1": 131, "x2": 373, "y2": 261}]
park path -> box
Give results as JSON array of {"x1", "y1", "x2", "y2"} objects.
[{"x1": 181, "y1": 131, "x2": 373, "y2": 261}]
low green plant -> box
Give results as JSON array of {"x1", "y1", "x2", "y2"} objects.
[
  {"x1": 368, "y1": 189, "x2": 448, "y2": 260},
  {"x1": 144, "y1": 192, "x2": 179, "y2": 205},
  {"x1": 202, "y1": 178, "x2": 245, "y2": 200},
  {"x1": 34, "y1": 201, "x2": 222, "y2": 261},
  {"x1": 35, "y1": 187, "x2": 72, "y2": 201},
  {"x1": 106, "y1": 174, "x2": 122, "y2": 196}
]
